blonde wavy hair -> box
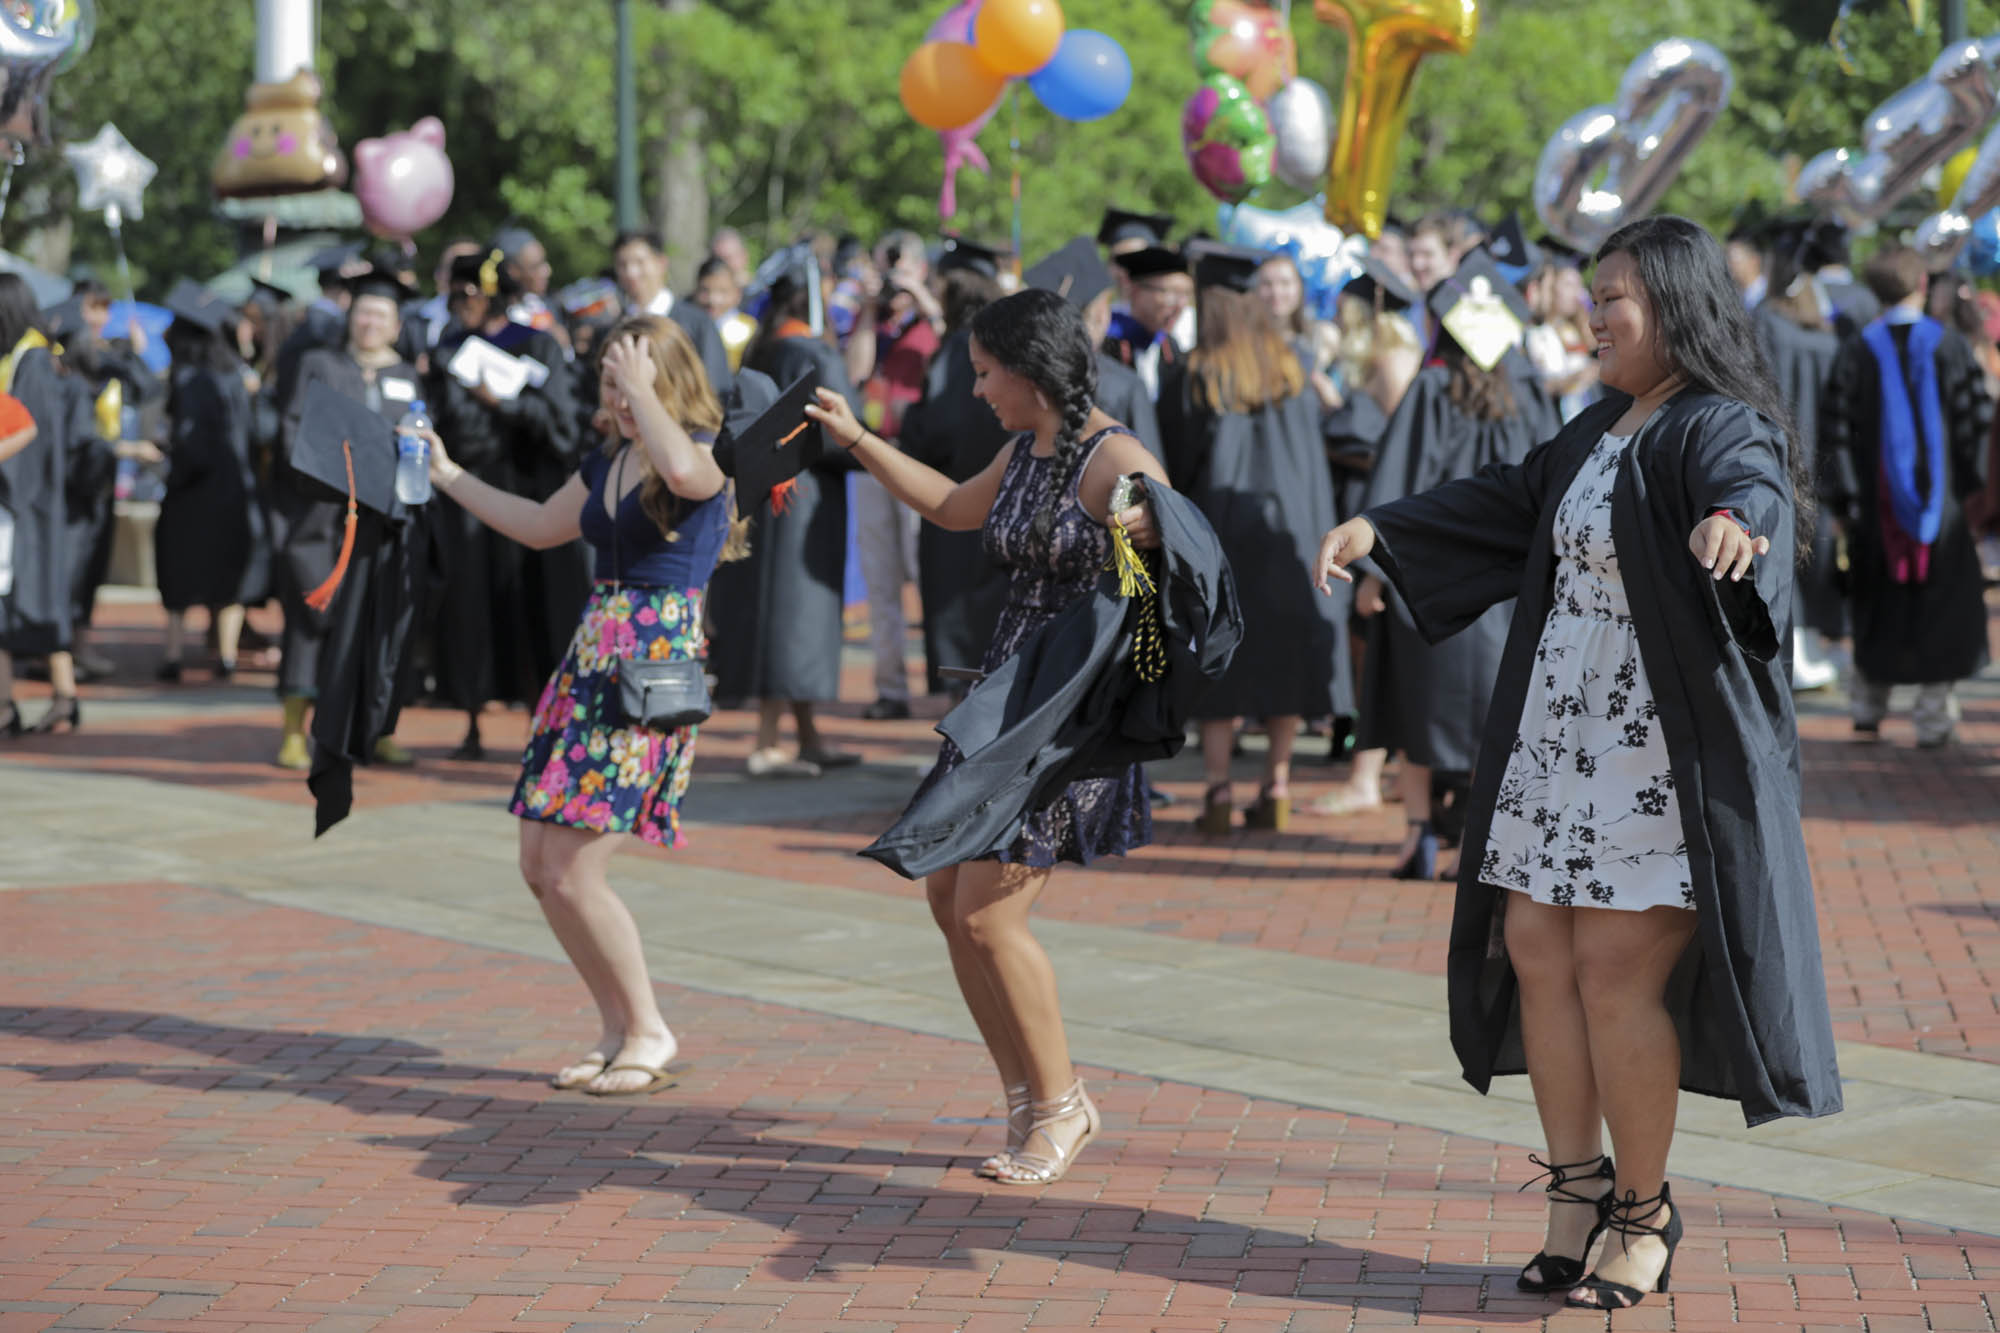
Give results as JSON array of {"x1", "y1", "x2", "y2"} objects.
[{"x1": 594, "y1": 314, "x2": 748, "y2": 561}]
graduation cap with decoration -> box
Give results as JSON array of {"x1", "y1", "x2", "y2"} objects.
[
  {"x1": 1482, "y1": 213, "x2": 1541, "y2": 281},
  {"x1": 289, "y1": 378, "x2": 407, "y2": 612},
  {"x1": 937, "y1": 235, "x2": 1005, "y2": 280},
  {"x1": 446, "y1": 248, "x2": 520, "y2": 299},
  {"x1": 1023, "y1": 237, "x2": 1115, "y2": 312},
  {"x1": 1340, "y1": 255, "x2": 1420, "y2": 313},
  {"x1": 1427, "y1": 250, "x2": 1533, "y2": 372},
  {"x1": 727, "y1": 369, "x2": 827, "y2": 520},
  {"x1": 1097, "y1": 206, "x2": 1174, "y2": 253}
]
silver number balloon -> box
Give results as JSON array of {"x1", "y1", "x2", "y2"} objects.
[
  {"x1": 1268, "y1": 77, "x2": 1334, "y2": 194},
  {"x1": 0, "y1": 0, "x2": 87, "y2": 149},
  {"x1": 1798, "y1": 40, "x2": 1994, "y2": 231},
  {"x1": 1534, "y1": 38, "x2": 1734, "y2": 253}
]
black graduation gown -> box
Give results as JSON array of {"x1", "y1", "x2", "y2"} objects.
[
  {"x1": 0, "y1": 346, "x2": 71, "y2": 655},
  {"x1": 1820, "y1": 321, "x2": 1992, "y2": 684},
  {"x1": 709, "y1": 337, "x2": 860, "y2": 703},
  {"x1": 275, "y1": 349, "x2": 426, "y2": 699},
  {"x1": 1754, "y1": 304, "x2": 1847, "y2": 640},
  {"x1": 156, "y1": 366, "x2": 271, "y2": 610},
  {"x1": 60, "y1": 375, "x2": 114, "y2": 623},
  {"x1": 1093, "y1": 354, "x2": 1164, "y2": 464},
  {"x1": 1158, "y1": 365, "x2": 1346, "y2": 719},
  {"x1": 428, "y1": 323, "x2": 584, "y2": 709},
  {"x1": 1366, "y1": 391, "x2": 1841, "y2": 1127},
  {"x1": 1323, "y1": 389, "x2": 1389, "y2": 523},
  {"x1": 667, "y1": 302, "x2": 734, "y2": 401},
  {"x1": 1356, "y1": 356, "x2": 1560, "y2": 770},
  {"x1": 902, "y1": 328, "x2": 1011, "y2": 690}
]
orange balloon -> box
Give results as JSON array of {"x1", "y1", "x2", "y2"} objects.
[
  {"x1": 901, "y1": 41, "x2": 1010, "y2": 131},
  {"x1": 973, "y1": 0, "x2": 1065, "y2": 77}
]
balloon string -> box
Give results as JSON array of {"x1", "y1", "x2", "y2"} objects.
[
  {"x1": 0, "y1": 144, "x2": 20, "y2": 228},
  {"x1": 1009, "y1": 82, "x2": 1023, "y2": 279},
  {"x1": 106, "y1": 204, "x2": 135, "y2": 304}
]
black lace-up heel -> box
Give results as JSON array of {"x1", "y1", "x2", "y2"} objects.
[
  {"x1": 1516, "y1": 1153, "x2": 1616, "y2": 1293},
  {"x1": 1566, "y1": 1182, "x2": 1682, "y2": 1310}
]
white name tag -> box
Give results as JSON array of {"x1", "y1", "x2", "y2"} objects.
[{"x1": 381, "y1": 377, "x2": 416, "y2": 403}]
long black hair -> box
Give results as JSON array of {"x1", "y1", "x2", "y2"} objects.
[
  {"x1": 969, "y1": 288, "x2": 1097, "y2": 541},
  {"x1": 1594, "y1": 215, "x2": 1813, "y2": 557},
  {"x1": 164, "y1": 319, "x2": 239, "y2": 377},
  {"x1": 0, "y1": 272, "x2": 39, "y2": 351}
]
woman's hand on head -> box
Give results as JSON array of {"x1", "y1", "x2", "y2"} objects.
[
  {"x1": 1313, "y1": 518, "x2": 1376, "y2": 594},
  {"x1": 804, "y1": 386, "x2": 862, "y2": 448},
  {"x1": 1689, "y1": 512, "x2": 1770, "y2": 582},
  {"x1": 601, "y1": 334, "x2": 656, "y2": 403}
]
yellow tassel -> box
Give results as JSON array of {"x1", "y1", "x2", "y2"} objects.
[{"x1": 1108, "y1": 517, "x2": 1166, "y2": 684}]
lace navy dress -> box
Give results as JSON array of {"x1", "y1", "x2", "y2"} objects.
[{"x1": 911, "y1": 427, "x2": 1152, "y2": 868}]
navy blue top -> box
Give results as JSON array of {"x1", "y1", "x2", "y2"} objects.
[{"x1": 576, "y1": 445, "x2": 730, "y2": 588}]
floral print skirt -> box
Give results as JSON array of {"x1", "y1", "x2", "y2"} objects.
[
  {"x1": 510, "y1": 582, "x2": 704, "y2": 849},
  {"x1": 1478, "y1": 611, "x2": 1693, "y2": 912}
]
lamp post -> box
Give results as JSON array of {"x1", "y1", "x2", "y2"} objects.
[
  {"x1": 1943, "y1": 0, "x2": 1966, "y2": 45},
  {"x1": 615, "y1": 0, "x2": 640, "y2": 231}
]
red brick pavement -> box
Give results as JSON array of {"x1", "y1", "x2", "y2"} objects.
[
  {"x1": 14, "y1": 597, "x2": 2000, "y2": 1071},
  {"x1": 4, "y1": 882, "x2": 1997, "y2": 1331}
]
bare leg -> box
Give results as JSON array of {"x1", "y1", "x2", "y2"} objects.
[
  {"x1": 1264, "y1": 714, "x2": 1299, "y2": 797},
  {"x1": 792, "y1": 700, "x2": 821, "y2": 754},
  {"x1": 754, "y1": 700, "x2": 785, "y2": 751},
  {"x1": 927, "y1": 866, "x2": 1027, "y2": 1088},
  {"x1": 1313, "y1": 746, "x2": 1386, "y2": 814},
  {"x1": 1394, "y1": 760, "x2": 1431, "y2": 860},
  {"x1": 1569, "y1": 903, "x2": 1699, "y2": 1303},
  {"x1": 950, "y1": 860, "x2": 1069, "y2": 1096},
  {"x1": 48, "y1": 651, "x2": 76, "y2": 697},
  {"x1": 214, "y1": 604, "x2": 246, "y2": 665},
  {"x1": 163, "y1": 610, "x2": 188, "y2": 664},
  {"x1": 518, "y1": 819, "x2": 676, "y2": 1092},
  {"x1": 1199, "y1": 719, "x2": 1234, "y2": 794},
  {"x1": 0, "y1": 649, "x2": 13, "y2": 712},
  {"x1": 1504, "y1": 892, "x2": 1608, "y2": 1278}
]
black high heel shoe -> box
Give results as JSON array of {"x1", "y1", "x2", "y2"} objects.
[
  {"x1": 1566, "y1": 1182, "x2": 1682, "y2": 1310},
  {"x1": 1390, "y1": 820, "x2": 1437, "y2": 880},
  {"x1": 1516, "y1": 1153, "x2": 1615, "y2": 1293},
  {"x1": 27, "y1": 694, "x2": 80, "y2": 734},
  {"x1": 0, "y1": 701, "x2": 23, "y2": 738}
]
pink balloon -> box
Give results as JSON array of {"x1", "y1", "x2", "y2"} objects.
[
  {"x1": 927, "y1": 0, "x2": 982, "y2": 44},
  {"x1": 927, "y1": 0, "x2": 997, "y2": 219},
  {"x1": 353, "y1": 116, "x2": 455, "y2": 240}
]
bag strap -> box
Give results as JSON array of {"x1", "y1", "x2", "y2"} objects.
[{"x1": 610, "y1": 445, "x2": 626, "y2": 589}]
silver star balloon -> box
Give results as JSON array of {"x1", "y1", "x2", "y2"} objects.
[
  {"x1": 65, "y1": 122, "x2": 156, "y2": 221},
  {"x1": 0, "y1": 0, "x2": 89, "y2": 148}
]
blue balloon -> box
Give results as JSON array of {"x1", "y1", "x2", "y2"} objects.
[
  {"x1": 1959, "y1": 208, "x2": 2000, "y2": 276},
  {"x1": 1026, "y1": 30, "x2": 1132, "y2": 123}
]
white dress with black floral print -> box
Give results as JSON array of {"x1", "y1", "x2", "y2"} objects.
[{"x1": 1479, "y1": 432, "x2": 1694, "y2": 912}]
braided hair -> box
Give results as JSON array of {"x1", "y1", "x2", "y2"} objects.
[{"x1": 969, "y1": 288, "x2": 1098, "y2": 542}]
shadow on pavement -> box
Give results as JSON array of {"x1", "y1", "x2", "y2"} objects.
[{"x1": 3, "y1": 1004, "x2": 1550, "y2": 1320}]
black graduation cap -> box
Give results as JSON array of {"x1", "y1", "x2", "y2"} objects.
[
  {"x1": 291, "y1": 378, "x2": 403, "y2": 521},
  {"x1": 311, "y1": 241, "x2": 366, "y2": 276},
  {"x1": 1185, "y1": 240, "x2": 1267, "y2": 294},
  {"x1": 1427, "y1": 250, "x2": 1533, "y2": 373},
  {"x1": 1483, "y1": 213, "x2": 1541, "y2": 273},
  {"x1": 1342, "y1": 256, "x2": 1420, "y2": 312},
  {"x1": 937, "y1": 236, "x2": 1003, "y2": 280},
  {"x1": 728, "y1": 369, "x2": 827, "y2": 519},
  {"x1": 39, "y1": 295, "x2": 86, "y2": 341},
  {"x1": 246, "y1": 277, "x2": 295, "y2": 309},
  {"x1": 343, "y1": 264, "x2": 418, "y2": 305},
  {"x1": 1117, "y1": 245, "x2": 1187, "y2": 280},
  {"x1": 1097, "y1": 206, "x2": 1173, "y2": 251},
  {"x1": 165, "y1": 278, "x2": 235, "y2": 335},
  {"x1": 1023, "y1": 237, "x2": 1114, "y2": 311},
  {"x1": 447, "y1": 248, "x2": 517, "y2": 297},
  {"x1": 1533, "y1": 233, "x2": 1586, "y2": 267}
]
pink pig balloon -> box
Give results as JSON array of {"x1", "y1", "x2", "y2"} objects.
[{"x1": 353, "y1": 116, "x2": 455, "y2": 239}]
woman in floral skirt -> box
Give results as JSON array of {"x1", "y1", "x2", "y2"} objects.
[{"x1": 416, "y1": 315, "x2": 736, "y2": 1096}]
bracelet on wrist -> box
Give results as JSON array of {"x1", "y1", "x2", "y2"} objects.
[{"x1": 845, "y1": 428, "x2": 869, "y2": 451}]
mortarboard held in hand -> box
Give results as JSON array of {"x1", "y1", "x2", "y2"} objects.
[
  {"x1": 723, "y1": 369, "x2": 826, "y2": 520},
  {"x1": 1428, "y1": 250, "x2": 1534, "y2": 373},
  {"x1": 289, "y1": 379, "x2": 407, "y2": 611}
]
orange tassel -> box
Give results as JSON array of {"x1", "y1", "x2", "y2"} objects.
[
  {"x1": 769, "y1": 476, "x2": 799, "y2": 514},
  {"x1": 303, "y1": 440, "x2": 358, "y2": 613}
]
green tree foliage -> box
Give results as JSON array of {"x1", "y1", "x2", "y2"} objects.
[{"x1": 11, "y1": 0, "x2": 2000, "y2": 298}]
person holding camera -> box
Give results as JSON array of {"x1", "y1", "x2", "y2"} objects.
[{"x1": 417, "y1": 314, "x2": 738, "y2": 1098}]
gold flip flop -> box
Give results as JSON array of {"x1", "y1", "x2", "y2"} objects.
[
  {"x1": 549, "y1": 1052, "x2": 609, "y2": 1090},
  {"x1": 583, "y1": 1062, "x2": 681, "y2": 1097}
]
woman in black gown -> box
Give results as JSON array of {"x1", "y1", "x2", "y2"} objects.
[
  {"x1": 1353, "y1": 254, "x2": 1559, "y2": 876},
  {"x1": 708, "y1": 267, "x2": 862, "y2": 776},
  {"x1": 1318, "y1": 217, "x2": 1839, "y2": 1310},
  {"x1": 155, "y1": 290, "x2": 269, "y2": 680},
  {"x1": 806, "y1": 289, "x2": 1167, "y2": 1185}
]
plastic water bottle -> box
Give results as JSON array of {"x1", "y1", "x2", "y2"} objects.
[{"x1": 394, "y1": 399, "x2": 433, "y2": 505}]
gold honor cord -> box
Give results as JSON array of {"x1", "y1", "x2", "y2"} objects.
[{"x1": 1108, "y1": 516, "x2": 1167, "y2": 684}]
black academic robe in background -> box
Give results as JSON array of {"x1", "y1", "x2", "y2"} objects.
[
  {"x1": 0, "y1": 346, "x2": 71, "y2": 655},
  {"x1": 275, "y1": 349, "x2": 426, "y2": 699},
  {"x1": 65, "y1": 340, "x2": 154, "y2": 629},
  {"x1": 428, "y1": 322, "x2": 582, "y2": 710},
  {"x1": 1323, "y1": 390, "x2": 1389, "y2": 523},
  {"x1": 1368, "y1": 391, "x2": 1841, "y2": 1127},
  {"x1": 1820, "y1": 320, "x2": 1992, "y2": 684},
  {"x1": 1158, "y1": 365, "x2": 1346, "y2": 719},
  {"x1": 1821, "y1": 276, "x2": 1881, "y2": 341},
  {"x1": 709, "y1": 336, "x2": 860, "y2": 703},
  {"x1": 1754, "y1": 303, "x2": 1847, "y2": 640},
  {"x1": 667, "y1": 302, "x2": 734, "y2": 401},
  {"x1": 156, "y1": 365, "x2": 270, "y2": 611},
  {"x1": 1094, "y1": 354, "x2": 1164, "y2": 464},
  {"x1": 1356, "y1": 355, "x2": 1560, "y2": 771},
  {"x1": 902, "y1": 328, "x2": 1012, "y2": 690}
]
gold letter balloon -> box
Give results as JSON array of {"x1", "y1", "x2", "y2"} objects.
[{"x1": 1310, "y1": 0, "x2": 1478, "y2": 240}]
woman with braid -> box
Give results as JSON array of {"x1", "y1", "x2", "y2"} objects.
[{"x1": 806, "y1": 288, "x2": 1168, "y2": 1186}]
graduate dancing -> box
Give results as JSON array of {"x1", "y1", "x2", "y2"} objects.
[
  {"x1": 1316, "y1": 217, "x2": 1841, "y2": 1309},
  {"x1": 415, "y1": 316, "x2": 735, "y2": 1097},
  {"x1": 806, "y1": 288, "x2": 1168, "y2": 1186}
]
